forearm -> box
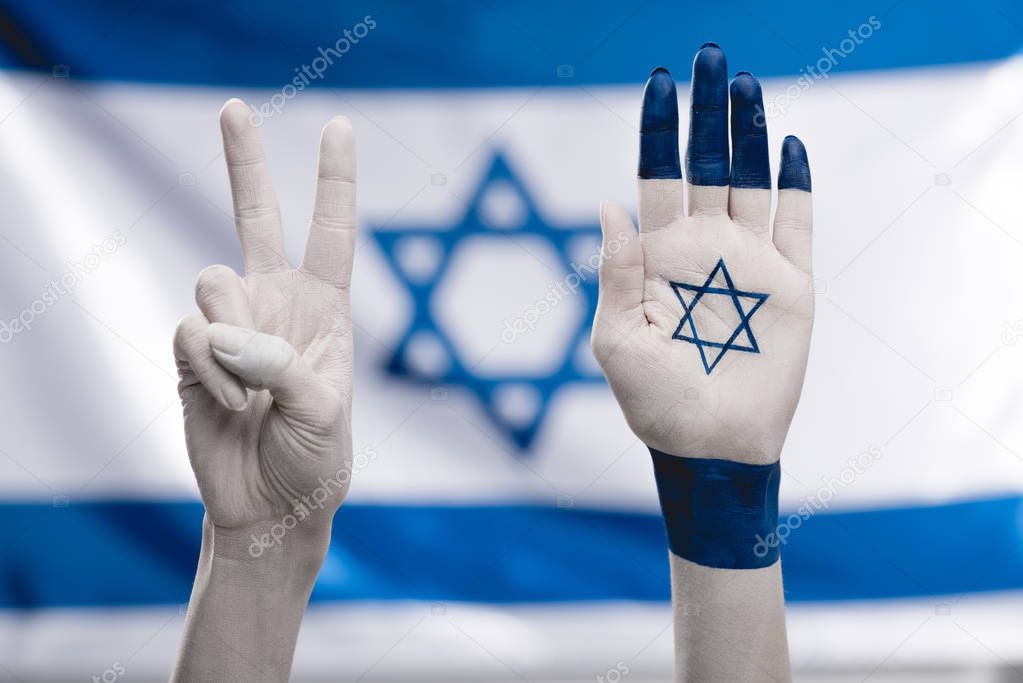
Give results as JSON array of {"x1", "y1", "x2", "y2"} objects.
[
  {"x1": 650, "y1": 448, "x2": 790, "y2": 682},
  {"x1": 171, "y1": 515, "x2": 330, "y2": 683},
  {"x1": 670, "y1": 554, "x2": 790, "y2": 682}
]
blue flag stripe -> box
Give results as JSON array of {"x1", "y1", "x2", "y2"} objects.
[
  {"x1": 1, "y1": 496, "x2": 1021, "y2": 608},
  {"x1": 1, "y1": 1, "x2": 1020, "y2": 87}
]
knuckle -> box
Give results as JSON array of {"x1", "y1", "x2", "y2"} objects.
[
  {"x1": 307, "y1": 385, "x2": 345, "y2": 433},
  {"x1": 195, "y1": 264, "x2": 238, "y2": 301},
  {"x1": 246, "y1": 333, "x2": 294, "y2": 375},
  {"x1": 234, "y1": 204, "x2": 279, "y2": 221},
  {"x1": 174, "y1": 313, "x2": 204, "y2": 339},
  {"x1": 267, "y1": 333, "x2": 295, "y2": 362},
  {"x1": 173, "y1": 314, "x2": 206, "y2": 354},
  {"x1": 774, "y1": 217, "x2": 812, "y2": 233}
]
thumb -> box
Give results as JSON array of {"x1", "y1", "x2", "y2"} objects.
[
  {"x1": 207, "y1": 323, "x2": 337, "y2": 423},
  {"x1": 595, "y1": 201, "x2": 646, "y2": 331}
]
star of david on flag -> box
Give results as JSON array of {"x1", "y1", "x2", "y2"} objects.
[{"x1": 371, "y1": 151, "x2": 602, "y2": 450}]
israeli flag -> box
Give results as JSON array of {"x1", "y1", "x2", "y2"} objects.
[{"x1": 0, "y1": 1, "x2": 1022, "y2": 680}]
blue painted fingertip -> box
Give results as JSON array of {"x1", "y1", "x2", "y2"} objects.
[
  {"x1": 686, "y1": 44, "x2": 730, "y2": 186},
  {"x1": 639, "y1": 66, "x2": 682, "y2": 179},
  {"x1": 729, "y1": 71, "x2": 771, "y2": 190},
  {"x1": 778, "y1": 135, "x2": 811, "y2": 192},
  {"x1": 699, "y1": 41, "x2": 719, "y2": 49}
]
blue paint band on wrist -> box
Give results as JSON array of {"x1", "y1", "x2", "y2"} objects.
[{"x1": 649, "y1": 447, "x2": 781, "y2": 569}]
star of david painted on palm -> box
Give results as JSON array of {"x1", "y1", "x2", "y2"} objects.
[
  {"x1": 670, "y1": 259, "x2": 769, "y2": 375},
  {"x1": 371, "y1": 151, "x2": 602, "y2": 451}
]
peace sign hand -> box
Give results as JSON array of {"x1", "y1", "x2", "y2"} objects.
[{"x1": 174, "y1": 100, "x2": 356, "y2": 542}]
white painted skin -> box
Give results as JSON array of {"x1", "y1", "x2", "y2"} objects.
[
  {"x1": 595, "y1": 180, "x2": 813, "y2": 464},
  {"x1": 670, "y1": 555, "x2": 791, "y2": 683},
  {"x1": 171, "y1": 99, "x2": 356, "y2": 683},
  {"x1": 593, "y1": 166, "x2": 813, "y2": 681}
]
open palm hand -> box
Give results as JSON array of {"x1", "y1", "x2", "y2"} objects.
[{"x1": 592, "y1": 45, "x2": 814, "y2": 464}]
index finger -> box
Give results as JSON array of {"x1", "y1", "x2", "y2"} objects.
[{"x1": 220, "y1": 98, "x2": 288, "y2": 275}]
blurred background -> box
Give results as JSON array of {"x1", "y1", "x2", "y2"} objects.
[{"x1": 0, "y1": 0, "x2": 1022, "y2": 680}]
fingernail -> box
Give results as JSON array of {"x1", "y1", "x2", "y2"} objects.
[
  {"x1": 219, "y1": 98, "x2": 252, "y2": 135},
  {"x1": 700, "y1": 41, "x2": 720, "y2": 50},
  {"x1": 779, "y1": 136, "x2": 811, "y2": 192},
  {"x1": 207, "y1": 323, "x2": 250, "y2": 355},
  {"x1": 729, "y1": 72, "x2": 762, "y2": 102},
  {"x1": 221, "y1": 381, "x2": 248, "y2": 411}
]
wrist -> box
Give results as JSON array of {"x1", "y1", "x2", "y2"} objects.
[
  {"x1": 644, "y1": 431, "x2": 781, "y2": 467},
  {"x1": 209, "y1": 513, "x2": 333, "y2": 577},
  {"x1": 649, "y1": 447, "x2": 780, "y2": 569},
  {"x1": 174, "y1": 516, "x2": 330, "y2": 683}
]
